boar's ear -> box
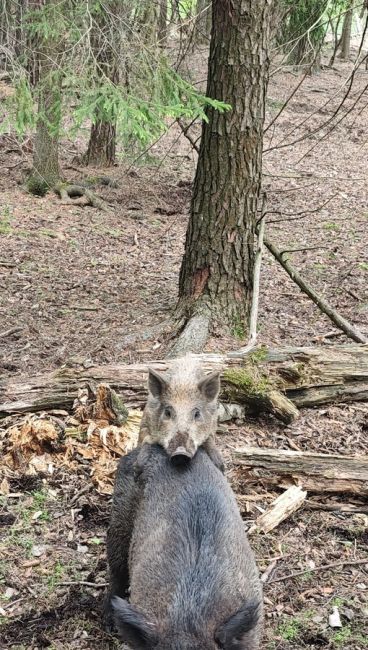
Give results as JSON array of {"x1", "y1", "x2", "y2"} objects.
[
  {"x1": 148, "y1": 367, "x2": 168, "y2": 398},
  {"x1": 112, "y1": 597, "x2": 158, "y2": 649},
  {"x1": 198, "y1": 371, "x2": 220, "y2": 402},
  {"x1": 215, "y1": 601, "x2": 261, "y2": 649}
]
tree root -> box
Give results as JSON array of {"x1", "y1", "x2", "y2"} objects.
[
  {"x1": 55, "y1": 183, "x2": 109, "y2": 212},
  {"x1": 167, "y1": 313, "x2": 211, "y2": 357}
]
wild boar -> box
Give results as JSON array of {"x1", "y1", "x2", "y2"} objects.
[
  {"x1": 106, "y1": 444, "x2": 263, "y2": 649},
  {"x1": 137, "y1": 355, "x2": 223, "y2": 470}
]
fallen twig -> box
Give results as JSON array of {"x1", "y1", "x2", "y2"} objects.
[
  {"x1": 267, "y1": 558, "x2": 368, "y2": 585},
  {"x1": 0, "y1": 326, "x2": 23, "y2": 339},
  {"x1": 58, "y1": 580, "x2": 108, "y2": 588}
]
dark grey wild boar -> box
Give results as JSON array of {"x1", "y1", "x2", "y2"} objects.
[
  {"x1": 137, "y1": 355, "x2": 223, "y2": 470},
  {"x1": 106, "y1": 444, "x2": 263, "y2": 649}
]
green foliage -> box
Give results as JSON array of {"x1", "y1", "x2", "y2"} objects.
[
  {"x1": 14, "y1": 78, "x2": 35, "y2": 134},
  {"x1": 25, "y1": 2, "x2": 69, "y2": 41},
  {"x1": 277, "y1": 617, "x2": 301, "y2": 641},
  {"x1": 8, "y1": 0, "x2": 230, "y2": 154},
  {"x1": 278, "y1": 0, "x2": 330, "y2": 65}
]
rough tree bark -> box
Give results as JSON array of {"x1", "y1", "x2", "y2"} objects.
[
  {"x1": 1, "y1": 344, "x2": 367, "y2": 420},
  {"x1": 83, "y1": 1, "x2": 122, "y2": 167},
  {"x1": 27, "y1": 0, "x2": 62, "y2": 195},
  {"x1": 177, "y1": 0, "x2": 274, "y2": 341}
]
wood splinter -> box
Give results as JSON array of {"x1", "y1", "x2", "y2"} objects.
[{"x1": 248, "y1": 485, "x2": 307, "y2": 535}]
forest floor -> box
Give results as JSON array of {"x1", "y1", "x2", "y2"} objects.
[{"x1": 0, "y1": 47, "x2": 368, "y2": 649}]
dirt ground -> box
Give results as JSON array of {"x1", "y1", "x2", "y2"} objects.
[{"x1": 0, "y1": 46, "x2": 368, "y2": 649}]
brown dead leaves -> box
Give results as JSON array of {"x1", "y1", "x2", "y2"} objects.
[{"x1": 1, "y1": 384, "x2": 141, "y2": 495}]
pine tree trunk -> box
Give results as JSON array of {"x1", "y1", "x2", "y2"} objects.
[
  {"x1": 84, "y1": 121, "x2": 116, "y2": 168},
  {"x1": 339, "y1": 1, "x2": 354, "y2": 60},
  {"x1": 193, "y1": 0, "x2": 212, "y2": 45},
  {"x1": 158, "y1": 0, "x2": 167, "y2": 44},
  {"x1": 178, "y1": 0, "x2": 273, "y2": 333},
  {"x1": 84, "y1": 1, "x2": 121, "y2": 168},
  {"x1": 27, "y1": 0, "x2": 62, "y2": 195}
]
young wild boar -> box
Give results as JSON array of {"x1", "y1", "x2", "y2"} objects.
[
  {"x1": 106, "y1": 444, "x2": 263, "y2": 650},
  {"x1": 137, "y1": 355, "x2": 223, "y2": 470}
]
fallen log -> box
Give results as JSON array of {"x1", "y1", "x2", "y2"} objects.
[
  {"x1": 1, "y1": 343, "x2": 368, "y2": 420},
  {"x1": 234, "y1": 447, "x2": 368, "y2": 496}
]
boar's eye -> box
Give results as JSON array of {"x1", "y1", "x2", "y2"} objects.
[
  {"x1": 163, "y1": 406, "x2": 173, "y2": 419},
  {"x1": 193, "y1": 408, "x2": 201, "y2": 421}
]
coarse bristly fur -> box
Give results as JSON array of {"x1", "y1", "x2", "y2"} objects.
[
  {"x1": 137, "y1": 355, "x2": 224, "y2": 471},
  {"x1": 106, "y1": 444, "x2": 263, "y2": 649}
]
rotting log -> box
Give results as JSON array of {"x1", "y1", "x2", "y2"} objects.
[
  {"x1": 1, "y1": 344, "x2": 368, "y2": 421},
  {"x1": 234, "y1": 447, "x2": 368, "y2": 496}
]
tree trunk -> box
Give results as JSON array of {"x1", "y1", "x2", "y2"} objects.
[
  {"x1": 1, "y1": 344, "x2": 367, "y2": 419},
  {"x1": 27, "y1": 0, "x2": 62, "y2": 195},
  {"x1": 234, "y1": 447, "x2": 368, "y2": 496},
  {"x1": 178, "y1": 0, "x2": 273, "y2": 334},
  {"x1": 285, "y1": 0, "x2": 326, "y2": 71},
  {"x1": 193, "y1": 0, "x2": 212, "y2": 45},
  {"x1": 339, "y1": 1, "x2": 354, "y2": 60},
  {"x1": 84, "y1": 121, "x2": 116, "y2": 168},
  {"x1": 158, "y1": 0, "x2": 167, "y2": 44},
  {"x1": 83, "y1": 1, "x2": 121, "y2": 168}
]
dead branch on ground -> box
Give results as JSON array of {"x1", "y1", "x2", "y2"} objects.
[{"x1": 264, "y1": 236, "x2": 367, "y2": 344}]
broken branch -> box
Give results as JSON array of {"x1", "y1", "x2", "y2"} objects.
[
  {"x1": 267, "y1": 558, "x2": 368, "y2": 585},
  {"x1": 248, "y1": 485, "x2": 307, "y2": 535}
]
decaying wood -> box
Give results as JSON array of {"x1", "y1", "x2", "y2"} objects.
[
  {"x1": 305, "y1": 499, "x2": 368, "y2": 515},
  {"x1": 1, "y1": 343, "x2": 368, "y2": 420},
  {"x1": 234, "y1": 447, "x2": 368, "y2": 496},
  {"x1": 248, "y1": 485, "x2": 307, "y2": 534},
  {"x1": 264, "y1": 236, "x2": 367, "y2": 344}
]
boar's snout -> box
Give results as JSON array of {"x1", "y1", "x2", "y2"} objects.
[{"x1": 170, "y1": 446, "x2": 193, "y2": 467}]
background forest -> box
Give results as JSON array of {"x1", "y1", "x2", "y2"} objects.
[{"x1": 0, "y1": 1, "x2": 367, "y2": 649}]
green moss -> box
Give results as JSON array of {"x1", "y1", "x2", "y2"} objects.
[
  {"x1": 248, "y1": 345, "x2": 268, "y2": 363},
  {"x1": 332, "y1": 627, "x2": 352, "y2": 646},
  {"x1": 223, "y1": 367, "x2": 270, "y2": 397},
  {"x1": 27, "y1": 174, "x2": 50, "y2": 196}
]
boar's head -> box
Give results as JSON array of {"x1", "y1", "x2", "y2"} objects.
[
  {"x1": 145, "y1": 356, "x2": 220, "y2": 465},
  {"x1": 112, "y1": 596, "x2": 261, "y2": 649}
]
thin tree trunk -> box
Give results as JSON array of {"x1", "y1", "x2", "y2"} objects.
[
  {"x1": 178, "y1": 0, "x2": 274, "y2": 336},
  {"x1": 27, "y1": 0, "x2": 62, "y2": 195},
  {"x1": 193, "y1": 0, "x2": 212, "y2": 45},
  {"x1": 158, "y1": 0, "x2": 167, "y2": 44},
  {"x1": 83, "y1": 1, "x2": 121, "y2": 168},
  {"x1": 339, "y1": 1, "x2": 354, "y2": 60}
]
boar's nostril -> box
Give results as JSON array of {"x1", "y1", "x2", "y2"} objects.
[{"x1": 170, "y1": 447, "x2": 193, "y2": 467}]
